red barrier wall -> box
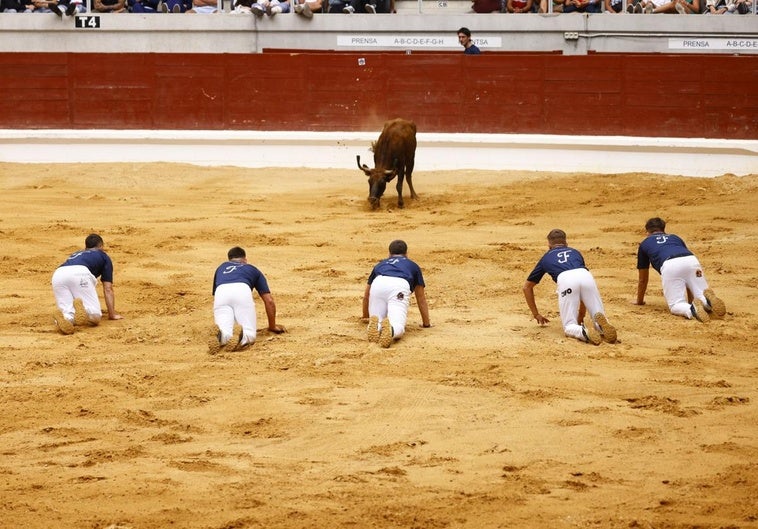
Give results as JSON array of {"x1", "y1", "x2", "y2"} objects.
[{"x1": 1, "y1": 52, "x2": 756, "y2": 138}]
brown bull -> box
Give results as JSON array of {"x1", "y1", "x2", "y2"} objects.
[{"x1": 357, "y1": 118, "x2": 418, "y2": 210}]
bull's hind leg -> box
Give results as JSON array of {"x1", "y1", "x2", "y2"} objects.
[
  {"x1": 405, "y1": 161, "x2": 418, "y2": 199},
  {"x1": 395, "y1": 169, "x2": 405, "y2": 208}
]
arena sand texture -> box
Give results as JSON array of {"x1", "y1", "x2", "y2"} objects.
[{"x1": 0, "y1": 162, "x2": 756, "y2": 529}]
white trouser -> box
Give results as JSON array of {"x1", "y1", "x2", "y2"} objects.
[
  {"x1": 556, "y1": 268, "x2": 606, "y2": 341},
  {"x1": 660, "y1": 255, "x2": 709, "y2": 318},
  {"x1": 51, "y1": 265, "x2": 101, "y2": 323},
  {"x1": 368, "y1": 276, "x2": 411, "y2": 341},
  {"x1": 213, "y1": 282, "x2": 256, "y2": 346}
]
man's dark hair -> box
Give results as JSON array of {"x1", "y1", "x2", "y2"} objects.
[
  {"x1": 85, "y1": 233, "x2": 103, "y2": 249},
  {"x1": 645, "y1": 217, "x2": 666, "y2": 233},
  {"x1": 228, "y1": 246, "x2": 246, "y2": 260},
  {"x1": 547, "y1": 229, "x2": 566, "y2": 244},
  {"x1": 388, "y1": 240, "x2": 408, "y2": 255},
  {"x1": 457, "y1": 27, "x2": 471, "y2": 37}
]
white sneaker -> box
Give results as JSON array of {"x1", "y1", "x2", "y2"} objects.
[
  {"x1": 675, "y1": 2, "x2": 686, "y2": 13},
  {"x1": 365, "y1": 3, "x2": 376, "y2": 12},
  {"x1": 269, "y1": 4, "x2": 282, "y2": 14},
  {"x1": 342, "y1": 5, "x2": 354, "y2": 12},
  {"x1": 643, "y1": 2, "x2": 653, "y2": 12},
  {"x1": 251, "y1": 4, "x2": 264, "y2": 15}
]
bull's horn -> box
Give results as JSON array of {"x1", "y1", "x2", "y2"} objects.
[{"x1": 356, "y1": 155, "x2": 370, "y2": 171}]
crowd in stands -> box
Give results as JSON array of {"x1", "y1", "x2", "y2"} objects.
[
  {"x1": 0, "y1": 0, "x2": 753, "y2": 14},
  {"x1": 473, "y1": 0, "x2": 753, "y2": 12}
]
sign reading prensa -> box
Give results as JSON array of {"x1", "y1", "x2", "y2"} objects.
[{"x1": 75, "y1": 16, "x2": 101, "y2": 29}]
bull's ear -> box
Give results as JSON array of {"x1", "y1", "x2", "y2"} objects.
[{"x1": 383, "y1": 169, "x2": 397, "y2": 182}]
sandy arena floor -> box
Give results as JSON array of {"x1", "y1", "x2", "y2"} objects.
[{"x1": 0, "y1": 162, "x2": 756, "y2": 529}]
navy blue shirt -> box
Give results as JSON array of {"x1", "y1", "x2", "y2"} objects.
[
  {"x1": 368, "y1": 255, "x2": 425, "y2": 291},
  {"x1": 464, "y1": 44, "x2": 481, "y2": 55},
  {"x1": 59, "y1": 249, "x2": 114, "y2": 283},
  {"x1": 637, "y1": 233, "x2": 693, "y2": 274},
  {"x1": 526, "y1": 246, "x2": 587, "y2": 284},
  {"x1": 212, "y1": 261, "x2": 271, "y2": 296}
]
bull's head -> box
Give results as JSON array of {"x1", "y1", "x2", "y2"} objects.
[{"x1": 357, "y1": 155, "x2": 396, "y2": 210}]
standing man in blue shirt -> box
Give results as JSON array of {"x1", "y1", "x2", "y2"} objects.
[
  {"x1": 363, "y1": 240, "x2": 431, "y2": 348},
  {"x1": 210, "y1": 246, "x2": 285, "y2": 354},
  {"x1": 51, "y1": 233, "x2": 123, "y2": 335},
  {"x1": 635, "y1": 217, "x2": 725, "y2": 323},
  {"x1": 457, "y1": 27, "x2": 481, "y2": 55},
  {"x1": 523, "y1": 229, "x2": 616, "y2": 345}
]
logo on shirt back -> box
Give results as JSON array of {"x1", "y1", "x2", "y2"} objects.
[
  {"x1": 656, "y1": 235, "x2": 669, "y2": 244},
  {"x1": 556, "y1": 250, "x2": 572, "y2": 263}
]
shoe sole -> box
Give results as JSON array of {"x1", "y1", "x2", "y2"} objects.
[
  {"x1": 583, "y1": 320, "x2": 602, "y2": 345},
  {"x1": 703, "y1": 289, "x2": 726, "y2": 318},
  {"x1": 225, "y1": 324, "x2": 243, "y2": 351},
  {"x1": 367, "y1": 315, "x2": 380, "y2": 343},
  {"x1": 53, "y1": 310, "x2": 75, "y2": 335},
  {"x1": 691, "y1": 299, "x2": 710, "y2": 323},
  {"x1": 379, "y1": 318, "x2": 393, "y2": 348},
  {"x1": 593, "y1": 312, "x2": 617, "y2": 343},
  {"x1": 73, "y1": 298, "x2": 90, "y2": 327}
]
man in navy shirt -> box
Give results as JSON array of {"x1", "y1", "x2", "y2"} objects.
[
  {"x1": 635, "y1": 217, "x2": 725, "y2": 322},
  {"x1": 363, "y1": 240, "x2": 431, "y2": 348},
  {"x1": 523, "y1": 229, "x2": 616, "y2": 345},
  {"x1": 210, "y1": 246, "x2": 285, "y2": 354},
  {"x1": 51, "y1": 233, "x2": 123, "y2": 335},
  {"x1": 457, "y1": 27, "x2": 481, "y2": 55}
]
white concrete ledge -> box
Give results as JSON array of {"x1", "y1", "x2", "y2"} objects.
[
  {"x1": 1, "y1": 129, "x2": 756, "y2": 176},
  {"x1": 0, "y1": 12, "x2": 756, "y2": 54}
]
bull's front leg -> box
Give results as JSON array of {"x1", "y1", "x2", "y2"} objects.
[{"x1": 395, "y1": 171, "x2": 405, "y2": 208}]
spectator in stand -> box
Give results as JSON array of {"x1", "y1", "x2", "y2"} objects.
[
  {"x1": 342, "y1": 0, "x2": 393, "y2": 13},
  {"x1": 563, "y1": 0, "x2": 602, "y2": 12},
  {"x1": 507, "y1": 0, "x2": 534, "y2": 12},
  {"x1": 128, "y1": 0, "x2": 161, "y2": 11},
  {"x1": 457, "y1": 27, "x2": 481, "y2": 54},
  {"x1": 165, "y1": 0, "x2": 192, "y2": 10},
  {"x1": 230, "y1": 0, "x2": 253, "y2": 12},
  {"x1": 703, "y1": 0, "x2": 727, "y2": 11},
  {"x1": 605, "y1": 0, "x2": 623, "y2": 11},
  {"x1": 94, "y1": 0, "x2": 126, "y2": 11},
  {"x1": 709, "y1": 0, "x2": 752, "y2": 12},
  {"x1": 41, "y1": 0, "x2": 83, "y2": 15},
  {"x1": 186, "y1": 0, "x2": 217, "y2": 12},
  {"x1": 251, "y1": 0, "x2": 290, "y2": 15},
  {"x1": 1, "y1": 0, "x2": 34, "y2": 10},
  {"x1": 537, "y1": 0, "x2": 564, "y2": 12},
  {"x1": 327, "y1": 0, "x2": 347, "y2": 10},
  {"x1": 293, "y1": 0, "x2": 324, "y2": 16},
  {"x1": 640, "y1": 0, "x2": 698, "y2": 12},
  {"x1": 471, "y1": 0, "x2": 502, "y2": 12}
]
